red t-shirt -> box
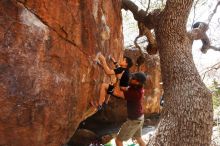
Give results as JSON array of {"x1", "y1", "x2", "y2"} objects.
[{"x1": 124, "y1": 86, "x2": 144, "y2": 120}]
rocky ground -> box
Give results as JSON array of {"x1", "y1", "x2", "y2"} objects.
[{"x1": 65, "y1": 110, "x2": 220, "y2": 146}]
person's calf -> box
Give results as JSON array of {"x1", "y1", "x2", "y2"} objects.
[
  {"x1": 135, "y1": 137, "x2": 146, "y2": 146},
  {"x1": 115, "y1": 137, "x2": 123, "y2": 146},
  {"x1": 99, "y1": 83, "x2": 110, "y2": 105}
]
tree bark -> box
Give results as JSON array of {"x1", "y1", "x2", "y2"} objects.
[{"x1": 147, "y1": 0, "x2": 213, "y2": 145}]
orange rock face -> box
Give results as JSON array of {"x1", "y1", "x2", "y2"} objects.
[{"x1": 0, "y1": 0, "x2": 122, "y2": 145}]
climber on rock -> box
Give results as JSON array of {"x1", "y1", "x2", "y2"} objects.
[{"x1": 91, "y1": 52, "x2": 133, "y2": 110}]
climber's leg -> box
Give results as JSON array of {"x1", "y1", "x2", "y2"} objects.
[
  {"x1": 105, "y1": 94, "x2": 111, "y2": 104},
  {"x1": 99, "y1": 83, "x2": 111, "y2": 106}
]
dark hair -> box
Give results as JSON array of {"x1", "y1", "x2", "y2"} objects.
[
  {"x1": 124, "y1": 56, "x2": 133, "y2": 69},
  {"x1": 131, "y1": 72, "x2": 147, "y2": 85}
]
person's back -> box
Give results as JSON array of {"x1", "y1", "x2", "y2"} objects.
[
  {"x1": 113, "y1": 72, "x2": 148, "y2": 146},
  {"x1": 124, "y1": 86, "x2": 144, "y2": 120}
]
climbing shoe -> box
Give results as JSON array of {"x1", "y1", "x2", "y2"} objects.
[
  {"x1": 102, "y1": 102, "x2": 108, "y2": 110},
  {"x1": 97, "y1": 105, "x2": 103, "y2": 111}
]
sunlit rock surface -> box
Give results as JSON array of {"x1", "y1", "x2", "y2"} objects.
[{"x1": 0, "y1": 0, "x2": 122, "y2": 145}]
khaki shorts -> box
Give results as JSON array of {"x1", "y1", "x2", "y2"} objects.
[{"x1": 117, "y1": 116, "x2": 144, "y2": 141}]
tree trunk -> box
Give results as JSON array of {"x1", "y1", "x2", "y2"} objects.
[{"x1": 148, "y1": 0, "x2": 213, "y2": 146}]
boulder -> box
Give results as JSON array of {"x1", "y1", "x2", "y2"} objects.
[{"x1": 0, "y1": 0, "x2": 123, "y2": 145}]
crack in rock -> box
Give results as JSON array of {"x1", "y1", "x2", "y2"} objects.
[{"x1": 17, "y1": 0, "x2": 80, "y2": 49}]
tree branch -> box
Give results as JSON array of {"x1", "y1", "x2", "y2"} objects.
[
  {"x1": 210, "y1": 45, "x2": 220, "y2": 51},
  {"x1": 122, "y1": 0, "x2": 147, "y2": 22},
  {"x1": 134, "y1": 35, "x2": 146, "y2": 71},
  {"x1": 201, "y1": 62, "x2": 220, "y2": 80},
  {"x1": 122, "y1": 0, "x2": 159, "y2": 55},
  {"x1": 207, "y1": 1, "x2": 220, "y2": 25},
  {"x1": 137, "y1": 22, "x2": 157, "y2": 54},
  {"x1": 188, "y1": 22, "x2": 210, "y2": 53},
  {"x1": 146, "y1": 0, "x2": 151, "y2": 14},
  {"x1": 191, "y1": 0, "x2": 200, "y2": 28},
  {"x1": 189, "y1": 2, "x2": 220, "y2": 53},
  {"x1": 189, "y1": 23, "x2": 220, "y2": 53},
  {"x1": 134, "y1": 35, "x2": 145, "y2": 57},
  {"x1": 121, "y1": 0, "x2": 161, "y2": 29}
]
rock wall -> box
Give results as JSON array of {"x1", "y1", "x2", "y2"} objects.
[{"x1": 0, "y1": 0, "x2": 122, "y2": 146}]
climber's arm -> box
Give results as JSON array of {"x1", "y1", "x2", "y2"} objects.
[
  {"x1": 113, "y1": 86, "x2": 125, "y2": 99},
  {"x1": 99, "y1": 54, "x2": 115, "y2": 75},
  {"x1": 109, "y1": 55, "x2": 119, "y2": 68}
]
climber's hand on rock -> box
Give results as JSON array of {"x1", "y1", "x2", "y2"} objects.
[
  {"x1": 98, "y1": 54, "x2": 106, "y2": 63},
  {"x1": 109, "y1": 55, "x2": 116, "y2": 63}
]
